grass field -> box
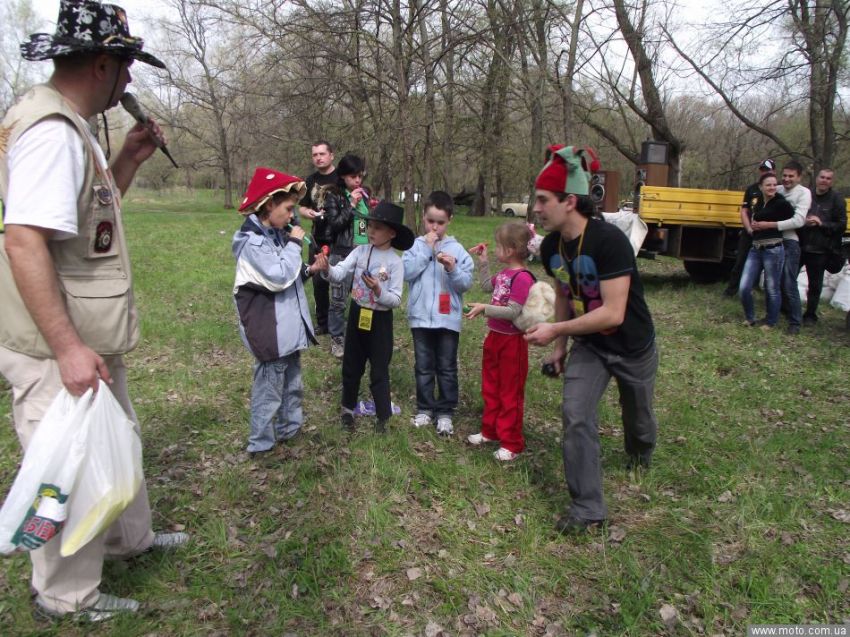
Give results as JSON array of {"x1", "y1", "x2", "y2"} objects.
[{"x1": 0, "y1": 188, "x2": 848, "y2": 636}]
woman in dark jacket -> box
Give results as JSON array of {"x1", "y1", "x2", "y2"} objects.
[
  {"x1": 739, "y1": 172, "x2": 795, "y2": 328},
  {"x1": 322, "y1": 154, "x2": 371, "y2": 358}
]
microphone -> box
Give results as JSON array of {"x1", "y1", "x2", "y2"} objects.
[{"x1": 119, "y1": 92, "x2": 179, "y2": 169}]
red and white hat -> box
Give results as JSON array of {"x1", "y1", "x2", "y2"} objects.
[
  {"x1": 535, "y1": 145, "x2": 601, "y2": 196},
  {"x1": 239, "y1": 167, "x2": 306, "y2": 214}
]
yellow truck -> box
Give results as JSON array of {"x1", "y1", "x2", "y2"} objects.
[{"x1": 638, "y1": 185, "x2": 850, "y2": 281}]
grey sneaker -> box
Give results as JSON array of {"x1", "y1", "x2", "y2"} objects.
[
  {"x1": 35, "y1": 592, "x2": 140, "y2": 623},
  {"x1": 411, "y1": 412, "x2": 432, "y2": 428},
  {"x1": 436, "y1": 415, "x2": 454, "y2": 436},
  {"x1": 151, "y1": 531, "x2": 190, "y2": 551},
  {"x1": 331, "y1": 336, "x2": 345, "y2": 359}
]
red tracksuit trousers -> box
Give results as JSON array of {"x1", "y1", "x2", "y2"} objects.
[{"x1": 480, "y1": 330, "x2": 529, "y2": 453}]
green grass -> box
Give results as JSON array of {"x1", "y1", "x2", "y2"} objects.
[{"x1": 0, "y1": 190, "x2": 848, "y2": 635}]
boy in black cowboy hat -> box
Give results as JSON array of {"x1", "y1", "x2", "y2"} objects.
[
  {"x1": 0, "y1": 0, "x2": 185, "y2": 622},
  {"x1": 314, "y1": 202, "x2": 415, "y2": 433}
]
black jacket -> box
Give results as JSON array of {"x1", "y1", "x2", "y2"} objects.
[
  {"x1": 800, "y1": 189, "x2": 847, "y2": 254},
  {"x1": 752, "y1": 193, "x2": 794, "y2": 244},
  {"x1": 323, "y1": 185, "x2": 357, "y2": 257}
]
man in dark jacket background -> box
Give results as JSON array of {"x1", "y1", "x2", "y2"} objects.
[
  {"x1": 299, "y1": 141, "x2": 337, "y2": 335},
  {"x1": 800, "y1": 168, "x2": 847, "y2": 324}
]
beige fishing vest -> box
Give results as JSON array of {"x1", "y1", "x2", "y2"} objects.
[{"x1": 0, "y1": 83, "x2": 140, "y2": 358}]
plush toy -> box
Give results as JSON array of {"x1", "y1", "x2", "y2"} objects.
[{"x1": 514, "y1": 279, "x2": 556, "y2": 332}]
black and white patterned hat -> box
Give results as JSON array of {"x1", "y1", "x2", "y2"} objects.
[{"x1": 21, "y1": 0, "x2": 165, "y2": 69}]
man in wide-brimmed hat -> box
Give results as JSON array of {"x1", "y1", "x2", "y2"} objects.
[{"x1": 0, "y1": 0, "x2": 186, "y2": 622}]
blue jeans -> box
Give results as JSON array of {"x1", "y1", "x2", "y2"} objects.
[
  {"x1": 411, "y1": 328, "x2": 460, "y2": 417},
  {"x1": 781, "y1": 239, "x2": 802, "y2": 327},
  {"x1": 328, "y1": 253, "x2": 354, "y2": 338},
  {"x1": 247, "y1": 351, "x2": 303, "y2": 453},
  {"x1": 739, "y1": 244, "x2": 784, "y2": 325}
]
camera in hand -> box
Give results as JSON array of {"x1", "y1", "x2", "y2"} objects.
[{"x1": 541, "y1": 362, "x2": 559, "y2": 378}]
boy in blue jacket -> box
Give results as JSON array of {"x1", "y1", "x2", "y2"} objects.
[
  {"x1": 403, "y1": 191, "x2": 475, "y2": 435},
  {"x1": 232, "y1": 168, "x2": 327, "y2": 457}
]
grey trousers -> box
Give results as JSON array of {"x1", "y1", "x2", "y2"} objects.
[{"x1": 561, "y1": 339, "x2": 658, "y2": 521}]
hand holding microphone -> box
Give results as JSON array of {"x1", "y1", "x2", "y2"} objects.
[{"x1": 119, "y1": 92, "x2": 179, "y2": 168}]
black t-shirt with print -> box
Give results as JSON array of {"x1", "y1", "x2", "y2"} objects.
[
  {"x1": 540, "y1": 218, "x2": 655, "y2": 356},
  {"x1": 301, "y1": 169, "x2": 338, "y2": 244}
]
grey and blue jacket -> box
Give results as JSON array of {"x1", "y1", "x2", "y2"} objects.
[
  {"x1": 232, "y1": 214, "x2": 316, "y2": 362},
  {"x1": 403, "y1": 235, "x2": 474, "y2": 332}
]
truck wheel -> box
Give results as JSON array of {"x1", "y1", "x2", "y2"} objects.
[
  {"x1": 683, "y1": 259, "x2": 732, "y2": 283},
  {"x1": 504, "y1": 208, "x2": 515, "y2": 217}
]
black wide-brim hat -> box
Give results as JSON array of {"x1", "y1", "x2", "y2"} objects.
[
  {"x1": 21, "y1": 0, "x2": 166, "y2": 69},
  {"x1": 361, "y1": 201, "x2": 415, "y2": 251}
]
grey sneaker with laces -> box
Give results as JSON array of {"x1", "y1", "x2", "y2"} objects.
[
  {"x1": 330, "y1": 336, "x2": 345, "y2": 359},
  {"x1": 151, "y1": 531, "x2": 190, "y2": 551},
  {"x1": 436, "y1": 415, "x2": 453, "y2": 436},
  {"x1": 35, "y1": 592, "x2": 140, "y2": 623},
  {"x1": 411, "y1": 412, "x2": 432, "y2": 428}
]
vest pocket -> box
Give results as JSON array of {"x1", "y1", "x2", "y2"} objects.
[{"x1": 60, "y1": 277, "x2": 135, "y2": 355}]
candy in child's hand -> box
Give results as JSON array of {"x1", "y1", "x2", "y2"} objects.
[
  {"x1": 363, "y1": 270, "x2": 372, "y2": 278},
  {"x1": 463, "y1": 305, "x2": 471, "y2": 313},
  {"x1": 322, "y1": 245, "x2": 330, "y2": 256}
]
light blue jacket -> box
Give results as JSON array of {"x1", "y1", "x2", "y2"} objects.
[
  {"x1": 232, "y1": 214, "x2": 316, "y2": 362},
  {"x1": 403, "y1": 235, "x2": 474, "y2": 332}
]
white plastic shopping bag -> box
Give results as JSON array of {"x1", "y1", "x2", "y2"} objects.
[
  {"x1": 797, "y1": 266, "x2": 808, "y2": 302},
  {"x1": 830, "y1": 268, "x2": 850, "y2": 312},
  {"x1": 61, "y1": 380, "x2": 143, "y2": 557},
  {"x1": 0, "y1": 388, "x2": 92, "y2": 554}
]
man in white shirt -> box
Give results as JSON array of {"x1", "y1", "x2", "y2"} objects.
[{"x1": 0, "y1": 0, "x2": 186, "y2": 622}]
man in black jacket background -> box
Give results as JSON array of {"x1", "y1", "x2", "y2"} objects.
[
  {"x1": 299, "y1": 141, "x2": 337, "y2": 334},
  {"x1": 800, "y1": 168, "x2": 847, "y2": 324}
]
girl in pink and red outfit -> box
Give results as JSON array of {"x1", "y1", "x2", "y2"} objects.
[{"x1": 465, "y1": 223, "x2": 535, "y2": 461}]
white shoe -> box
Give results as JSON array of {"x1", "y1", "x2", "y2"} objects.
[
  {"x1": 467, "y1": 432, "x2": 495, "y2": 445},
  {"x1": 436, "y1": 415, "x2": 453, "y2": 436},
  {"x1": 493, "y1": 447, "x2": 519, "y2": 461},
  {"x1": 411, "y1": 412, "x2": 433, "y2": 428}
]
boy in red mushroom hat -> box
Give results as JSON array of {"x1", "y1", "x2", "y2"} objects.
[{"x1": 232, "y1": 167, "x2": 328, "y2": 458}]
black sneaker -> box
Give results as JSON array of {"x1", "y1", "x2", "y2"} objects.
[
  {"x1": 802, "y1": 315, "x2": 817, "y2": 326},
  {"x1": 341, "y1": 412, "x2": 355, "y2": 432},
  {"x1": 722, "y1": 286, "x2": 737, "y2": 297},
  {"x1": 314, "y1": 325, "x2": 329, "y2": 336},
  {"x1": 626, "y1": 453, "x2": 651, "y2": 470},
  {"x1": 786, "y1": 325, "x2": 800, "y2": 336},
  {"x1": 555, "y1": 513, "x2": 607, "y2": 535},
  {"x1": 374, "y1": 419, "x2": 387, "y2": 434}
]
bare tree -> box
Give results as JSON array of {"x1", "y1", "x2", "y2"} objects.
[
  {"x1": 152, "y1": 0, "x2": 269, "y2": 207},
  {"x1": 0, "y1": 0, "x2": 46, "y2": 116},
  {"x1": 666, "y1": 0, "x2": 849, "y2": 173}
]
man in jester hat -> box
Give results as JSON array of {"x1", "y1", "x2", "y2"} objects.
[{"x1": 525, "y1": 145, "x2": 659, "y2": 534}]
